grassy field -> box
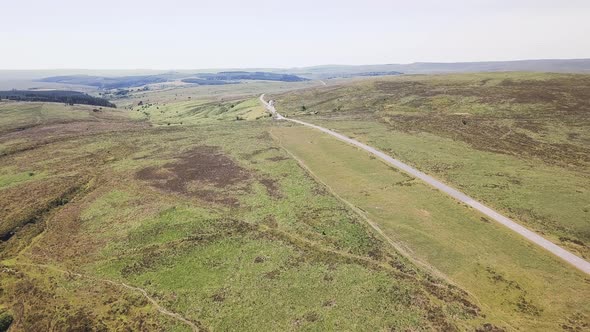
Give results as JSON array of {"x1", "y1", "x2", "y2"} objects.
[
  {"x1": 271, "y1": 72, "x2": 590, "y2": 258},
  {"x1": 1, "y1": 72, "x2": 588, "y2": 331},
  {"x1": 128, "y1": 97, "x2": 270, "y2": 125},
  {"x1": 114, "y1": 80, "x2": 320, "y2": 108},
  {"x1": 0, "y1": 98, "x2": 488, "y2": 331},
  {"x1": 271, "y1": 125, "x2": 589, "y2": 331}
]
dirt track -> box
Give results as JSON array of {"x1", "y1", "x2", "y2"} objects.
[
  {"x1": 13, "y1": 263, "x2": 200, "y2": 332},
  {"x1": 260, "y1": 94, "x2": 590, "y2": 275}
]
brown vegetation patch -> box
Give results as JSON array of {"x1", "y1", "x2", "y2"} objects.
[
  {"x1": 211, "y1": 288, "x2": 227, "y2": 302},
  {"x1": 485, "y1": 266, "x2": 521, "y2": 290},
  {"x1": 253, "y1": 256, "x2": 266, "y2": 263},
  {"x1": 476, "y1": 323, "x2": 505, "y2": 332},
  {"x1": 259, "y1": 178, "x2": 282, "y2": 198},
  {"x1": 0, "y1": 176, "x2": 86, "y2": 259},
  {"x1": 26, "y1": 181, "x2": 122, "y2": 264},
  {"x1": 241, "y1": 147, "x2": 279, "y2": 160},
  {"x1": 263, "y1": 270, "x2": 281, "y2": 279},
  {"x1": 2, "y1": 121, "x2": 146, "y2": 141},
  {"x1": 376, "y1": 76, "x2": 590, "y2": 109},
  {"x1": 0, "y1": 120, "x2": 148, "y2": 158},
  {"x1": 561, "y1": 312, "x2": 589, "y2": 331},
  {"x1": 262, "y1": 215, "x2": 278, "y2": 228},
  {"x1": 136, "y1": 146, "x2": 251, "y2": 203},
  {"x1": 266, "y1": 156, "x2": 289, "y2": 162},
  {"x1": 384, "y1": 113, "x2": 590, "y2": 167},
  {"x1": 515, "y1": 295, "x2": 542, "y2": 316},
  {"x1": 1, "y1": 265, "x2": 171, "y2": 331}
]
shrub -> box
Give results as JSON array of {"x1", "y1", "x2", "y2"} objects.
[{"x1": 0, "y1": 311, "x2": 13, "y2": 332}]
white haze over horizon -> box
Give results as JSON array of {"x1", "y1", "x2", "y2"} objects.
[{"x1": 1, "y1": 0, "x2": 589, "y2": 70}]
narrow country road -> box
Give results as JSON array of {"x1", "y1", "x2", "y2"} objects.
[{"x1": 260, "y1": 94, "x2": 590, "y2": 275}]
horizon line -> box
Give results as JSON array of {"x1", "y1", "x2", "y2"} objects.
[{"x1": 1, "y1": 57, "x2": 589, "y2": 72}]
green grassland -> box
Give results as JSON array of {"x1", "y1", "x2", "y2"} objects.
[
  {"x1": 0, "y1": 102, "x2": 92, "y2": 134},
  {"x1": 1, "y1": 73, "x2": 589, "y2": 331},
  {"x1": 114, "y1": 79, "x2": 319, "y2": 108},
  {"x1": 272, "y1": 125, "x2": 589, "y2": 331},
  {"x1": 129, "y1": 97, "x2": 270, "y2": 125},
  {"x1": 271, "y1": 72, "x2": 590, "y2": 258},
  {"x1": 0, "y1": 98, "x2": 489, "y2": 331}
]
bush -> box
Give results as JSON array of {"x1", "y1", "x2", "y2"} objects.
[{"x1": 0, "y1": 311, "x2": 13, "y2": 332}]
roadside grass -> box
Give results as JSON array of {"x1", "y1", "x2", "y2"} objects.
[
  {"x1": 306, "y1": 118, "x2": 590, "y2": 258},
  {"x1": 271, "y1": 72, "x2": 590, "y2": 258},
  {"x1": 272, "y1": 72, "x2": 589, "y2": 166},
  {"x1": 271, "y1": 125, "x2": 590, "y2": 331}
]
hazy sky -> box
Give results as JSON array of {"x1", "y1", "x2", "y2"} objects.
[{"x1": 1, "y1": 0, "x2": 589, "y2": 69}]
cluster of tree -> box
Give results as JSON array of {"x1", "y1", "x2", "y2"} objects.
[
  {"x1": 180, "y1": 78, "x2": 238, "y2": 85},
  {"x1": 38, "y1": 75, "x2": 167, "y2": 89},
  {"x1": 0, "y1": 90, "x2": 116, "y2": 108},
  {"x1": 37, "y1": 71, "x2": 309, "y2": 90},
  {"x1": 196, "y1": 71, "x2": 308, "y2": 82},
  {"x1": 353, "y1": 71, "x2": 403, "y2": 77},
  {"x1": 114, "y1": 89, "x2": 130, "y2": 96},
  {"x1": 326, "y1": 71, "x2": 403, "y2": 79}
]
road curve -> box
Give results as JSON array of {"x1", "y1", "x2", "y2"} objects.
[{"x1": 260, "y1": 94, "x2": 590, "y2": 275}]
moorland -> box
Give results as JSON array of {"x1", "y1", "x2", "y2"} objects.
[{"x1": 0, "y1": 70, "x2": 589, "y2": 331}]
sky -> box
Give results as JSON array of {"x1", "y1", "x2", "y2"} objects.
[{"x1": 1, "y1": 0, "x2": 589, "y2": 69}]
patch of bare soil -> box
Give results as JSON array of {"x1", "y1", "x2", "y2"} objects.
[{"x1": 136, "y1": 146, "x2": 251, "y2": 205}]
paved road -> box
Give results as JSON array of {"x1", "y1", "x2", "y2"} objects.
[{"x1": 260, "y1": 94, "x2": 590, "y2": 275}]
